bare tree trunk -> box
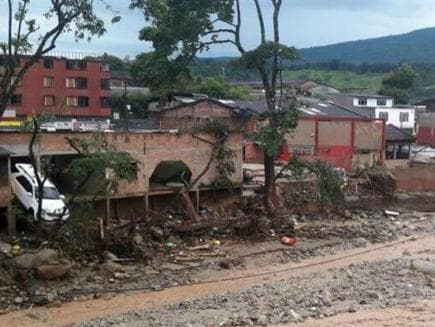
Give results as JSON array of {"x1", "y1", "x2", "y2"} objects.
[
  {"x1": 264, "y1": 154, "x2": 275, "y2": 205},
  {"x1": 28, "y1": 117, "x2": 47, "y2": 222}
]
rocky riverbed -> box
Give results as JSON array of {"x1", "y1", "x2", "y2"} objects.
[{"x1": 71, "y1": 256, "x2": 435, "y2": 327}]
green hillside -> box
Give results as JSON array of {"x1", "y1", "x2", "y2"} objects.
[{"x1": 300, "y1": 27, "x2": 435, "y2": 64}]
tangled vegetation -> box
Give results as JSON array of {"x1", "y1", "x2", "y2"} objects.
[
  {"x1": 194, "y1": 120, "x2": 236, "y2": 191},
  {"x1": 280, "y1": 156, "x2": 345, "y2": 207}
]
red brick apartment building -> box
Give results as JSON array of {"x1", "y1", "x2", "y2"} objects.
[{"x1": 4, "y1": 55, "x2": 111, "y2": 122}]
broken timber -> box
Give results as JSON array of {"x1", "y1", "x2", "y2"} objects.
[{"x1": 180, "y1": 187, "x2": 201, "y2": 222}]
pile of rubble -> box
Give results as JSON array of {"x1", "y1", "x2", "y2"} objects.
[{"x1": 0, "y1": 204, "x2": 433, "y2": 314}]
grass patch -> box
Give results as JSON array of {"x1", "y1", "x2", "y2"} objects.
[{"x1": 283, "y1": 69, "x2": 386, "y2": 94}]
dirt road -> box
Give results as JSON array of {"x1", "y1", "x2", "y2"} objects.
[{"x1": 0, "y1": 233, "x2": 433, "y2": 327}]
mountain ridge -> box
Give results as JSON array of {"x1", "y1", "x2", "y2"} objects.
[{"x1": 299, "y1": 27, "x2": 435, "y2": 64}]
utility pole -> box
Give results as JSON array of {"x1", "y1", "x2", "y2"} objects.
[
  {"x1": 123, "y1": 78, "x2": 129, "y2": 133},
  {"x1": 222, "y1": 66, "x2": 225, "y2": 81}
]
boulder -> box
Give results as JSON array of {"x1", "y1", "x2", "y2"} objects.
[
  {"x1": 13, "y1": 254, "x2": 37, "y2": 270},
  {"x1": 99, "y1": 261, "x2": 126, "y2": 273},
  {"x1": 35, "y1": 262, "x2": 72, "y2": 280},
  {"x1": 32, "y1": 249, "x2": 58, "y2": 267},
  {"x1": 13, "y1": 249, "x2": 58, "y2": 270}
]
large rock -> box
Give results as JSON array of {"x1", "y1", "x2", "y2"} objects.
[
  {"x1": 99, "y1": 261, "x2": 126, "y2": 273},
  {"x1": 411, "y1": 260, "x2": 435, "y2": 277},
  {"x1": 35, "y1": 262, "x2": 72, "y2": 280},
  {"x1": 13, "y1": 249, "x2": 58, "y2": 270}
]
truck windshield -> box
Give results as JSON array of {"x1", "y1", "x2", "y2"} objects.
[{"x1": 36, "y1": 187, "x2": 60, "y2": 200}]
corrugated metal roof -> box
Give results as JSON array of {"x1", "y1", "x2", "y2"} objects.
[{"x1": 386, "y1": 124, "x2": 415, "y2": 142}]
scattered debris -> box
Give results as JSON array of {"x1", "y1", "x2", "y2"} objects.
[
  {"x1": 385, "y1": 210, "x2": 400, "y2": 216},
  {"x1": 281, "y1": 236, "x2": 297, "y2": 246}
]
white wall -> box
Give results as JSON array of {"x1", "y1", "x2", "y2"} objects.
[
  {"x1": 353, "y1": 97, "x2": 393, "y2": 107},
  {"x1": 375, "y1": 107, "x2": 415, "y2": 132}
]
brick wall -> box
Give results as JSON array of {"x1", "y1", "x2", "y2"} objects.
[
  {"x1": 0, "y1": 132, "x2": 243, "y2": 197},
  {"x1": 8, "y1": 57, "x2": 111, "y2": 118},
  {"x1": 247, "y1": 117, "x2": 384, "y2": 172},
  {"x1": 392, "y1": 163, "x2": 435, "y2": 192},
  {"x1": 160, "y1": 100, "x2": 245, "y2": 131}
]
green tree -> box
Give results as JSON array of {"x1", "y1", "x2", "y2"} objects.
[
  {"x1": 0, "y1": 0, "x2": 120, "y2": 117},
  {"x1": 379, "y1": 64, "x2": 418, "y2": 104},
  {"x1": 111, "y1": 94, "x2": 150, "y2": 119},
  {"x1": 196, "y1": 77, "x2": 251, "y2": 99},
  {"x1": 130, "y1": 0, "x2": 300, "y2": 207},
  {"x1": 130, "y1": 52, "x2": 191, "y2": 95},
  {"x1": 86, "y1": 53, "x2": 130, "y2": 72}
]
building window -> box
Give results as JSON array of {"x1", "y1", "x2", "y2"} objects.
[
  {"x1": 357, "y1": 98, "x2": 367, "y2": 106},
  {"x1": 100, "y1": 79, "x2": 111, "y2": 90},
  {"x1": 65, "y1": 77, "x2": 75, "y2": 88},
  {"x1": 65, "y1": 77, "x2": 87, "y2": 89},
  {"x1": 10, "y1": 94, "x2": 22, "y2": 105},
  {"x1": 377, "y1": 99, "x2": 387, "y2": 106},
  {"x1": 78, "y1": 96, "x2": 89, "y2": 107},
  {"x1": 44, "y1": 95, "x2": 55, "y2": 106},
  {"x1": 66, "y1": 96, "x2": 89, "y2": 107},
  {"x1": 400, "y1": 112, "x2": 409, "y2": 122},
  {"x1": 100, "y1": 63, "x2": 110, "y2": 72},
  {"x1": 75, "y1": 77, "x2": 87, "y2": 89},
  {"x1": 43, "y1": 76, "x2": 54, "y2": 88},
  {"x1": 100, "y1": 97, "x2": 111, "y2": 108},
  {"x1": 43, "y1": 58, "x2": 54, "y2": 69},
  {"x1": 66, "y1": 96, "x2": 78, "y2": 107},
  {"x1": 379, "y1": 112, "x2": 389, "y2": 121},
  {"x1": 66, "y1": 60, "x2": 87, "y2": 70}
]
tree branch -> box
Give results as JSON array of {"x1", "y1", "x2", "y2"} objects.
[
  {"x1": 253, "y1": 0, "x2": 266, "y2": 44},
  {"x1": 234, "y1": 0, "x2": 245, "y2": 54},
  {"x1": 271, "y1": 0, "x2": 283, "y2": 105},
  {"x1": 201, "y1": 28, "x2": 237, "y2": 37}
]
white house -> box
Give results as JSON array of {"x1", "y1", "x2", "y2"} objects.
[
  {"x1": 375, "y1": 106, "x2": 415, "y2": 133},
  {"x1": 329, "y1": 93, "x2": 419, "y2": 134},
  {"x1": 352, "y1": 96, "x2": 394, "y2": 108}
]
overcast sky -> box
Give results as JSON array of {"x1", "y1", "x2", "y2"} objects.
[{"x1": 1, "y1": 0, "x2": 435, "y2": 58}]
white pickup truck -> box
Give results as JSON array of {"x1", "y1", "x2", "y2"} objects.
[{"x1": 11, "y1": 163, "x2": 69, "y2": 222}]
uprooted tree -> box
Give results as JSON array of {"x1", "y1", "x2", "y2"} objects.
[
  {"x1": 0, "y1": 0, "x2": 120, "y2": 117},
  {"x1": 130, "y1": 0, "x2": 300, "y2": 207}
]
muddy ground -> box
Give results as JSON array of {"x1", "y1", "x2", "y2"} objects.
[
  {"x1": 0, "y1": 192, "x2": 435, "y2": 326},
  {"x1": 1, "y1": 205, "x2": 433, "y2": 313},
  {"x1": 72, "y1": 257, "x2": 435, "y2": 327}
]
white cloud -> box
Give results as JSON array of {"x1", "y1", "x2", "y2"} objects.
[{"x1": 1, "y1": 0, "x2": 435, "y2": 57}]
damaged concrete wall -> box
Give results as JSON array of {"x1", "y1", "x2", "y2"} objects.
[
  {"x1": 285, "y1": 120, "x2": 316, "y2": 146},
  {"x1": 0, "y1": 132, "x2": 244, "y2": 198},
  {"x1": 354, "y1": 121, "x2": 384, "y2": 150},
  {"x1": 282, "y1": 118, "x2": 384, "y2": 171}
]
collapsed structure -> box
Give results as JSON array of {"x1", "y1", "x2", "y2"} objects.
[{"x1": 0, "y1": 131, "x2": 244, "y2": 229}]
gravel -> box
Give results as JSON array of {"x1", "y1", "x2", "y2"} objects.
[{"x1": 71, "y1": 259, "x2": 434, "y2": 327}]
